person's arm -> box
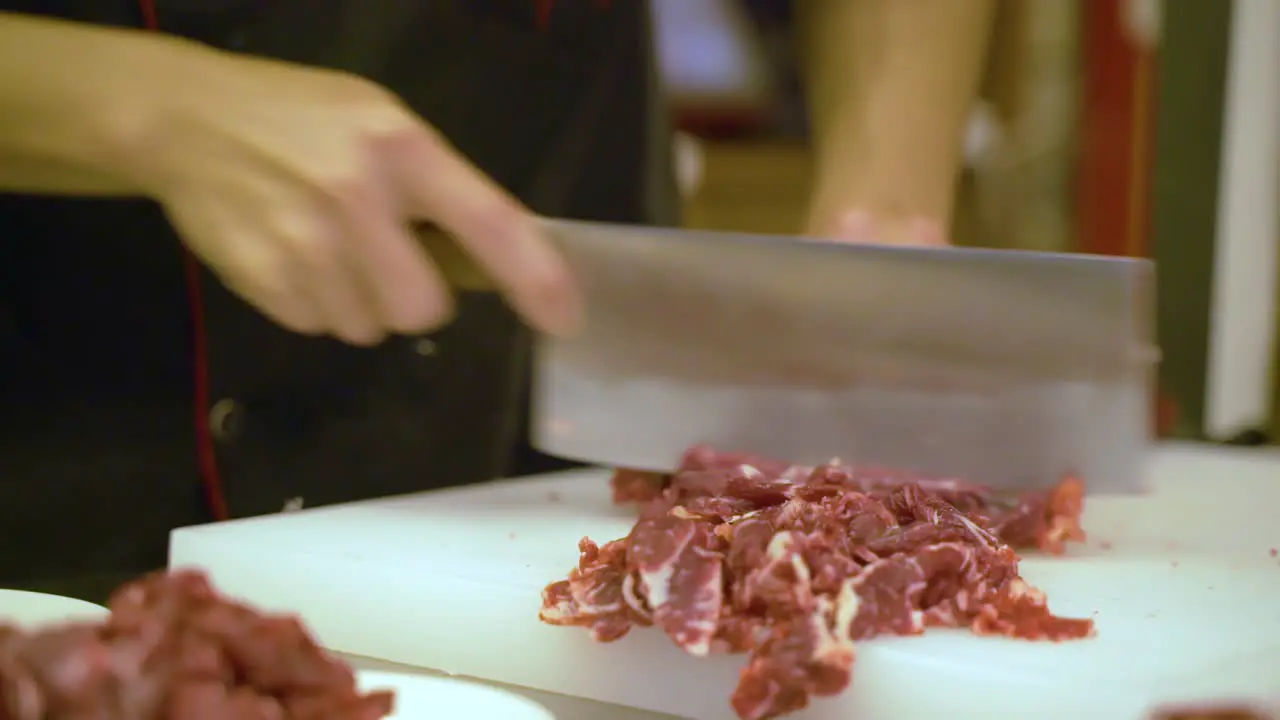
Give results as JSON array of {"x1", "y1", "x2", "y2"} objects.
[
  {"x1": 0, "y1": 11, "x2": 203, "y2": 195},
  {"x1": 795, "y1": 0, "x2": 995, "y2": 243},
  {"x1": 0, "y1": 11, "x2": 581, "y2": 341}
]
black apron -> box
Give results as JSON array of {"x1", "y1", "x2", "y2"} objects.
[{"x1": 0, "y1": 0, "x2": 679, "y2": 602}]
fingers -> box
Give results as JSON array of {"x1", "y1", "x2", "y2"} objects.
[
  {"x1": 165, "y1": 199, "x2": 326, "y2": 336},
  {"x1": 269, "y1": 209, "x2": 385, "y2": 346},
  {"x1": 392, "y1": 127, "x2": 583, "y2": 337},
  {"x1": 164, "y1": 103, "x2": 581, "y2": 342},
  {"x1": 265, "y1": 198, "x2": 454, "y2": 345},
  {"x1": 332, "y1": 178, "x2": 454, "y2": 335},
  {"x1": 829, "y1": 210, "x2": 949, "y2": 247},
  {"x1": 906, "y1": 217, "x2": 948, "y2": 247},
  {"x1": 219, "y1": 254, "x2": 325, "y2": 338},
  {"x1": 833, "y1": 210, "x2": 875, "y2": 243},
  {"x1": 173, "y1": 194, "x2": 434, "y2": 346}
]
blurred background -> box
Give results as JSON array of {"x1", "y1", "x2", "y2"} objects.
[{"x1": 651, "y1": 0, "x2": 1280, "y2": 448}]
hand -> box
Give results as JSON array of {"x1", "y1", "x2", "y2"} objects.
[
  {"x1": 808, "y1": 208, "x2": 949, "y2": 247},
  {"x1": 125, "y1": 47, "x2": 581, "y2": 345},
  {"x1": 804, "y1": 152, "x2": 956, "y2": 248}
]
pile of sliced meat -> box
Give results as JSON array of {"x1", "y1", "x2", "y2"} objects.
[
  {"x1": 540, "y1": 446, "x2": 1094, "y2": 720},
  {"x1": 0, "y1": 570, "x2": 392, "y2": 720}
]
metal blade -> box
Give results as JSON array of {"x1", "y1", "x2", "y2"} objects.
[{"x1": 531, "y1": 218, "x2": 1156, "y2": 493}]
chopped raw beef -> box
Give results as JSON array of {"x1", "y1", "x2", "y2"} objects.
[
  {"x1": 0, "y1": 569, "x2": 393, "y2": 720},
  {"x1": 540, "y1": 446, "x2": 1094, "y2": 720}
]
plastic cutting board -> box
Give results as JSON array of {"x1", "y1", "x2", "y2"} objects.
[{"x1": 169, "y1": 443, "x2": 1280, "y2": 719}]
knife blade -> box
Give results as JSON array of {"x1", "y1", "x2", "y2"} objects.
[{"x1": 527, "y1": 218, "x2": 1157, "y2": 494}]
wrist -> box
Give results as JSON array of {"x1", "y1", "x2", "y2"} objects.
[
  {"x1": 0, "y1": 15, "x2": 214, "y2": 195},
  {"x1": 96, "y1": 35, "x2": 222, "y2": 197}
]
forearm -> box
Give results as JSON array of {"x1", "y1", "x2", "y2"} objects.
[
  {"x1": 0, "y1": 12, "x2": 199, "y2": 195},
  {"x1": 797, "y1": 0, "x2": 995, "y2": 231}
]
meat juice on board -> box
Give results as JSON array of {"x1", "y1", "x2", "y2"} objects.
[{"x1": 540, "y1": 445, "x2": 1094, "y2": 720}]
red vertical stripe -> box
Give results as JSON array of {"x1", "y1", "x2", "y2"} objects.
[
  {"x1": 535, "y1": 0, "x2": 554, "y2": 28},
  {"x1": 535, "y1": 1, "x2": 611, "y2": 29},
  {"x1": 138, "y1": 0, "x2": 230, "y2": 521},
  {"x1": 1077, "y1": 0, "x2": 1172, "y2": 436},
  {"x1": 1077, "y1": 0, "x2": 1156, "y2": 259}
]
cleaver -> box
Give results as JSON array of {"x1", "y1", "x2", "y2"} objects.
[{"x1": 421, "y1": 218, "x2": 1157, "y2": 493}]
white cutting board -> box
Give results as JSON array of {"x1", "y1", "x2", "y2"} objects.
[{"x1": 169, "y1": 443, "x2": 1280, "y2": 719}]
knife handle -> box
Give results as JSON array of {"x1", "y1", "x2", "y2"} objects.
[{"x1": 412, "y1": 223, "x2": 492, "y2": 291}]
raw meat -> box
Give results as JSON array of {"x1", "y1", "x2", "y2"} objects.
[
  {"x1": 541, "y1": 446, "x2": 1093, "y2": 720},
  {"x1": 0, "y1": 569, "x2": 393, "y2": 720}
]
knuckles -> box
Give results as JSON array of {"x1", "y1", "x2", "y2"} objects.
[
  {"x1": 295, "y1": 84, "x2": 424, "y2": 213},
  {"x1": 267, "y1": 212, "x2": 333, "y2": 261},
  {"x1": 312, "y1": 173, "x2": 375, "y2": 214}
]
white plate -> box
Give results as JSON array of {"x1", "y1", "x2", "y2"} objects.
[
  {"x1": 356, "y1": 670, "x2": 555, "y2": 720},
  {"x1": 0, "y1": 589, "x2": 109, "y2": 627}
]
